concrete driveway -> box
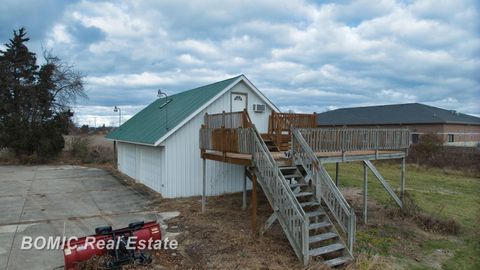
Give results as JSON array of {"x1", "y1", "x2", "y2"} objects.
[{"x1": 0, "y1": 165, "x2": 163, "y2": 270}]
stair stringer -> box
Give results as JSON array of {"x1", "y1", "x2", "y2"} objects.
[{"x1": 250, "y1": 167, "x2": 305, "y2": 260}]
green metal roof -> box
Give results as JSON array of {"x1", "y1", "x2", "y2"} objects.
[{"x1": 106, "y1": 75, "x2": 241, "y2": 145}]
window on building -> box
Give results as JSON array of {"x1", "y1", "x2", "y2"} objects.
[
  {"x1": 411, "y1": 133, "x2": 419, "y2": 144},
  {"x1": 448, "y1": 134, "x2": 454, "y2": 142}
]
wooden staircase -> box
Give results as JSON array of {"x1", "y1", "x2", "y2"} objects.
[
  {"x1": 280, "y1": 164, "x2": 353, "y2": 266},
  {"x1": 259, "y1": 136, "x2": 353, "y2": 267},
  {"x1": 199, "y1": 110, "x2": 356, "y2": 266},
  {"x1": 261, "y1": 134, "x2": 280, "y2": 152}
]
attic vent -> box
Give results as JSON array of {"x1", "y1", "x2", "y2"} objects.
[{"x1": 253, "y1": 104, "x2": 265, "y2": 113}]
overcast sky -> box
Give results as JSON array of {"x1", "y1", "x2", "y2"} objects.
[{"x1": 1, "y1": 0, "x2": 479, "y2": 126}]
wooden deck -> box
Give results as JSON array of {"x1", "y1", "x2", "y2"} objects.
[{"x1": 202, "y1": 149, "x2": 405, "y2": 166}]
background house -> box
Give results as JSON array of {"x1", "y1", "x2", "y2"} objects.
[
  {"x1": 316, "y1": 103, "x2": 480, "y2": 147},
  {"x1": 106, "y1": 75, "x2": 278, "y2": 198}
]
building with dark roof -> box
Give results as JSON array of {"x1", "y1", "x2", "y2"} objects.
[{"x1": 316, "y1": 103, "x2": 480, "y2": 146}]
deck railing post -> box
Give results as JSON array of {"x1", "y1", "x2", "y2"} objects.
[
  {"x1": 222, "y1": 110, "x2": 226, "y2": 127},
  {"x1": 316, "y1": 167, "x2": 321, "y2": 203},
  {"x1": 302, "y1": 219, "x2": 309, "y2": 266}
]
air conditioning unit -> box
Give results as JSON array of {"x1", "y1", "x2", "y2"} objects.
[{"x1": 253, "y1": 104, "x2": 265, "y2": 113}]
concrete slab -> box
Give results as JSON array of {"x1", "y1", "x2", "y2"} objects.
[
  {"x1": 30, "y1": 176, "x2": 128, "y2": 194},
  {"x1": 0, "y1": 180, "x2": 31, "y2": 196},
  {"x1": 20, "y1": 192, "x2": 103, "y2": 222},
  {"x1": 0, "y1": 165, "x2": 165, "y2": 270},
  {"x1": 0, "y1": 168, "x2": 35, "y2": 182},
  {"x1": 0, "y1": 225, "x2": 16, "y2": 270},
  {"x1": 0, "y1": 196, "x2": 25, "y2": 224}
]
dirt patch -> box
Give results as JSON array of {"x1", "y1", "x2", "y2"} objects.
[{"x1": 149, "y1": 192, "x2": 305, "y2": 269}]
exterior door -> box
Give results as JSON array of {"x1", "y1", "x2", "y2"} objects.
[{"x1": 231, "y1": 93, "x2": 247, "y2": 112}]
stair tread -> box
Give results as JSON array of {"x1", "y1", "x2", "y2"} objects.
[
  {"x1": 306, "y1": 210, "x2": 325, "y2": 217},
  {"x1": 295, "y1": 192, "x2": 313, "y2": 197},
  {"x1": 309, "y1": 221, "x2": 331, "y2": 230},
  {"x1": 309, "y1": 243, "x2": 344, "y2": 256},
  {"x1": 279, "y1": 166, "x2": 297, "y2": 170},
  {"x1": 283, "y1": 174, "x2": 302, "y2": 178},
  {"x1": 289, "y1": 182, "x2": 308, "y2": 188},
  {"x1": 309, "y1": 232, "x2": 337, "y2": 243},
  {"x1": 300, "y1": 201, "x2": 320, "y2": 207},
  {"x1": 324, "y1": 255, "x2": 352, "y2": 267}
]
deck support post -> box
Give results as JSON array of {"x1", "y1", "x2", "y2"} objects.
[
  {"x1": 400, "y1": 157, "x2": 405, "y2": 202},
  {"x1": 113, "y1": 140, "x2": 117, "y2": 169},
  {"x1": 251, "y1": 172, "x2": 257, "y2": 235},
  {"x1": 202, "y1": 158, "x2": 206, "y2": 213},
  {"x1": 335, "y1": 162, "x2": 339, "y2": 186},
  {"x1": 242, "y1": 168, "x2": 247, "y2": 210},
  {"x1": 363, "y1": 161, "x2": 368, "y2": 224}
]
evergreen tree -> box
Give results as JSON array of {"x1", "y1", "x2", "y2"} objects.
[{"x1": 0, "y1": 28, "x2": 86, "y2": 160}]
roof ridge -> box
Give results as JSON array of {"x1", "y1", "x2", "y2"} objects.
[
  {"x1": 332, "y1": 102, "x2": 419, "y2": 112},
  {"x1": 170, "y1": 75, "x2": 242, "y2": 97}
]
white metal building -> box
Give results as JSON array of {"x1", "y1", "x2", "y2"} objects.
[{"x1": 106, "y1": 75, "x2": 278, "y2": 198}]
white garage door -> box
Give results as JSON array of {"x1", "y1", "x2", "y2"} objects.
[{"x1": 117, "y1": 142, "x2": 164, "y2": 193}]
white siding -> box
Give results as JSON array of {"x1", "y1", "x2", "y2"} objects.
[
  {"x1": 229, "y1": 82, "x2": 273, "y2": 133},
  {"x1": 162, "y1": 81, "x2": 272, "y2": 198},
  {"x1": 117, "y1": 142, "x2": 165, "y2": 193},
  {"x1": 116, "y1": 80, "x2": 274, "y2": 198}
]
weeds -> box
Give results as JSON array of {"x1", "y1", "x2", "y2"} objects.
[
  {"x1": 70, "y1": 136, "x2": 113, "y2": 164},
  {"x1": 346, "y1": 252, "x2": 395, "y2": 270},
  {"x1": 389, "y1": 192, "x2": 460, "y2": 235},
  {"x1": 71, "y1": 136, "x2": 90, "y2": 160}
]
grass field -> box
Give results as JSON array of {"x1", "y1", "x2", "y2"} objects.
[{"x1": 324, "y1": 161, "x2": 480, "y2": 269}]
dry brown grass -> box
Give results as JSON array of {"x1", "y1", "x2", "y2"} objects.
[
  {"x1": 148, "y1": 192, "x2": 305, "y2": 269},
  {"x1": 345, "y1": 253, "x2": 395, "y2": 270},
  {"x1": 386, "y1": 192, "x2": 460, "y2": 235}
]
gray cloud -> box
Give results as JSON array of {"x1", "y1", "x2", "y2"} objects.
[{"x1": 1, "y1": 0, "x2": 479, "y2": 125}]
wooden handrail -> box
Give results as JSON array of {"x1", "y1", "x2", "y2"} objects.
[
  {"x1": 268, "y1": 111, "x2": 317, "y2": 151},
  {"x1": 204, "y1": 109, "x2": 252, "y2": 129},
  {"x1": 298, "y1": 128, "x2": 410, "y2": 152},
  {"x1": 200, "y1": 110, "x2": 254, "y2": 154},
  {"x1": 292, "y1": 129, "x2": 356, "y2": 255}
]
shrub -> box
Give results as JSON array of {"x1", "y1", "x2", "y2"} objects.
[
  {"x1": 71, "y1": 136, "x2": 90, "y2": 161},
  {"x1": 411, "y1": 133, "x2": 443, "y2": 164},
  {"x1": 87, "y1": 145, "x2": 113, "y2": 164},
  {"x1": 70, "y1": 136, "x2": 113, "y2": 164}
]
